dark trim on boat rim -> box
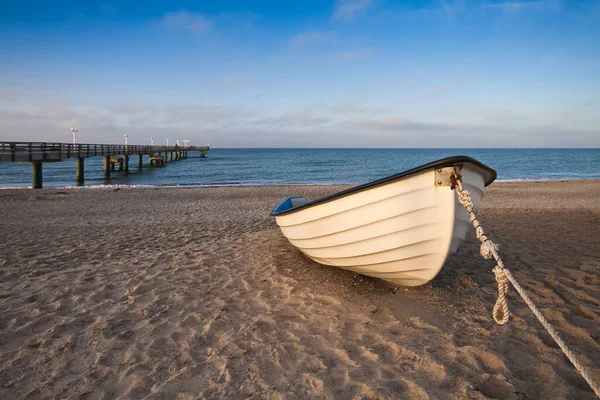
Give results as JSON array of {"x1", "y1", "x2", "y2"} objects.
[{"x1": 270, "y1": 156, "x2": 497, "y2": 216}]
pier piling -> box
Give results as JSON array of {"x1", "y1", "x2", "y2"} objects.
[
  {"x1": 123, "y1": 155, "x2": 129, "y2": 171},
  {"x1": 32, "y1": 161, "x2": 43, "y2": 189},
  {"x1": 76, "y1": 157, "x2": 84, "y2": 185},
  {"x1": 138, "y1": 154, "x2": 143, "y2": 168},
  {"x1": 103, "y1": 156, "x2": 111, "y2": 178}
]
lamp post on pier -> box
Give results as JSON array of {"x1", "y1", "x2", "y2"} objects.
[
  {"x1": 122, "y1": 134, "x2": 130, "y2": 171},
  {"x1": 166, "y1": 139, "x2": 169, "y2": 146},
  {"x1": 150, "y1": 137, "x2": 154, "y2": 145},
  {"x1": 70, "y1": 128, "x2": 82, "y2": 185}
]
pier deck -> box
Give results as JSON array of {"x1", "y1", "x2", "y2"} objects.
[
  {"x1": 0, "y1": 142, "x2": 208, "y2": 163},
  {"x1": 0, "y1": 141, "x2": 209, "y2": 188}
]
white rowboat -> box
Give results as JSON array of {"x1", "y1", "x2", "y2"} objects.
[{"x1": 271, "y1": 156, "x2": 497, "y2": 286}]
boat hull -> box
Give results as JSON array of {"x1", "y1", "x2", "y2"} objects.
[{"x1": 271, "y1": 158, "x2": 495, "y2": 286}]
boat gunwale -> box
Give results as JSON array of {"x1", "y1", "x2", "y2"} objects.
[{"x1": 270, "y1": 156, "x2": 496, "y2": 216}]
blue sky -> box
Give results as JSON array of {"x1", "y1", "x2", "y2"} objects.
[{"x1": 0, "y1": 0, "x2": 598, "y2": 147}]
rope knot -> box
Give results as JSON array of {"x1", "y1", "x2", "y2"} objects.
[
  {"x1": 456, "y1": 190, "x2": 474, "y2": 210},
  {"x1": 492, "y1": 265, "x2": 506, "y2": 280},
  {"x1": 480, "y1": 239, "x2": 499, "y2": 260},
  {"x1": 492, "y1": 265, "x2": 510, "y2": 325}
]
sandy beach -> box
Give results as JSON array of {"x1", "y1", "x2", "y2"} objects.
[{"x1": 0, "y1": 180, "x2": 599, "y2": 399}]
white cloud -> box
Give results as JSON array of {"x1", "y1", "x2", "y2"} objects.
[
  {"x1": 332, "y1": 0, "x2": 374, "y2": 21},
  {"x1": 1, "y1": 99, "x2": 597, "y2": 148},
  {"x1": 160, "y1": 11, "x2": 213, "y2": 33}
]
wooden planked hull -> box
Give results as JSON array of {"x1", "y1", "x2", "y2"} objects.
[{"x1": 271, "y1": 157, "x2": 495, "y2": 286}]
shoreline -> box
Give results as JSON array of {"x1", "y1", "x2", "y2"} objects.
[
  {"x1": 1, "y1": 177, "x2": 600, "y2": 191},
  {"x1": 1, "y1": 180, "x2": 599, "y2": 398}
]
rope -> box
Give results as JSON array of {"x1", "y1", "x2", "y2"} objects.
[{"x1": 452, "y1": 168, "x2": 600, "y2": 398}]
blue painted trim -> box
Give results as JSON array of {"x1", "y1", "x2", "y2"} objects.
[{"x1": 272, "y1": 196, "x2": 305, "y2": 214}]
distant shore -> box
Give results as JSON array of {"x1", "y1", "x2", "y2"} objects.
[{"x1": 1, "y1": 181, "x2": 599, "y2": 399}]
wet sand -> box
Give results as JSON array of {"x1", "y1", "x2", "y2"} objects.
[{"x1": 0, "y1": 180, "x2": 599, "y2": 399}]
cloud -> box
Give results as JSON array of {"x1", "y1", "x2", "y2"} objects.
[
  {"x1": 1, "y1": 99, "x2": 598, "y2": 148},
  {"x1": 332, "y1": 102, "x2": 383, "y2": 114},
  {"x1": 160, "y1": 11, "x2": 213, "y2": 33},
  {"x1": 338, "y1": 117, "x2": 449, "y2": 135},
  {"x1": 38, "y1": 98, "x2": 77, "y2": 121},
  {"x1": 332, "y1": 0, "x2": 374, "y2": 21},
  {"x1": 109, "y1": 103, "x2": 155, "y2": 115},
  {"x1": 0, "y1": 103, "x2": 120, "y2": 143},
  {"x1": 288, "y1": 32, "x2": 338, "y2": 50},
  {"x1": 163, "y1": 105, "x2": 247, "y2": 125},
  {"x1": 250, "y1": 113, "x2": 334, "y2": 131}
]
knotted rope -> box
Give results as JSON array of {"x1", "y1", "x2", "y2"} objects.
[{"x1": 452, "y1": 168, "x2": 600, "y2": 398}]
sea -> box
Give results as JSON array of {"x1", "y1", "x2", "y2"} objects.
[{"x1": 0, "y1": 148, "x2": 598, "y2": 189}]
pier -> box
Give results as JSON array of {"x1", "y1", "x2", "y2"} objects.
[{"x1": 0, "y1": 142, "x2": 209, "y2": 188}]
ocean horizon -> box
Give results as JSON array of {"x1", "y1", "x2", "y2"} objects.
[{"x1": 1, "y1": 148, "x2": 599, "y2": 189}]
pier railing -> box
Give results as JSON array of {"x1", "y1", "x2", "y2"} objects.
[{"x1": 0, "y1": 142, "x2": 208, "y2": 163}]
